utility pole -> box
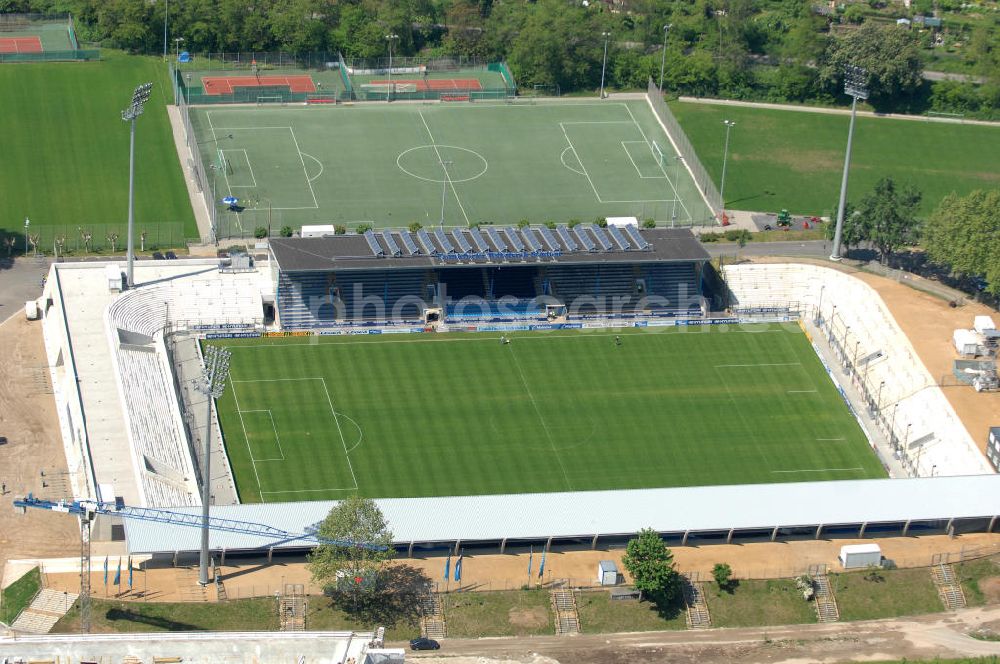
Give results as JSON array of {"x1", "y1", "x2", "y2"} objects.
[
  {"x1": 658, "y1": 25, "x2": 671, "y2": 92},
  {"x1": 830, "y1": 65, "x2": 869, "y2": 261},
  {"x1": 122, "y1": 83, "x2": 153, "y2": 289},
  {"x1": 385, "y1": 34, "x2": 399, "y2": 102},
  {"x1": 198, "y1": 345, "x2": 231, "y2": 586}
]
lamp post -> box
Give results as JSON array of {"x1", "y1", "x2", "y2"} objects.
[
  {"x1": 198, "y1": 345, "x2": 231, "y2": 586},
  {"x1": 830, "y1": 65, "x2": 869, "y2": 261},
  {"x1": 23, "y1": 217, "x2": 29, "y2": 255},
  {"x1": 163, "y1": 0, "x2": 169, "y2": 60},
  {"x1": 385, "y1": 34, "x2": 399, "y2": 102},
  {"x1": 874, "y1": 380, "x2": 885, "y2": 418},
  {"x1": 599, "y1": 31, "x2": 611, "y2": 99},
  {"x1": 122, "y1": 82, "x2": 153, "y2": 289},
  {"x1": 439, "y1": 159, "x2": 453, "y2": 228},
  {"x1": 719, "y1": 120, "x2": 736, "y2": 224},
  {"x1": 174, "y1": 37, "x2": 184, "y2": 61},
  {"x1": 658, "y1": 25, "x2": 671, "y2": 93},
  {"x1": 671, "y1": 156, "x2": 683, "y2": 225}
]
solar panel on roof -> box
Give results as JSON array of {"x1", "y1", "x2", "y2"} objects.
[
  {"x1": 363, "y1": 229, "x2": 384, "y2": 257},
  {"x1": 380, "y1": 231, "x2": 401, "y2": 257},
  {"x1": 556, "y1": 225, "x2": 578, "y2": 252},
  {"x1": 587, "y1": 224, "x2": 612, "y2": 251},
  {"x1": 537, "y1": 226, "x2": 560, "y2": 251},
  {"x1": 573, "y1": 225, "x2": 596, "y2": 252},
  {"x1": 416, "y1": 228, "x2": 437, "y2": 254},
  {"x1": 468, "y1": 227, "x2": 489, "y2": 252},
  {"x1": 433, "y1": 228, "x2": 455, "y2": 254},
  {"x1": 624, "y1": 224, "x2": 650, "y2": 250},
  {"x1": 451, "y1": 230, "x2": 472, "y2": 254},
  {"x1": 521, "y1": 227, "x2": 541, "y2": 252},
  {"x1": 607, "y1": 225, "x2": 631, "y2": 251},
  {"x1": 485, "y1": 226, "x2": 508, "y2": 252},
  {"x1": 503, "y1": 227, "x2": 525, "y2": 252},
  {"x1": 398, "y1": 231, "x2": 420, "y2": 256}
]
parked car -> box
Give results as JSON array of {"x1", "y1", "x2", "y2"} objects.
[
  {"x1": 152, "y1": 252, "x2": 165, "y2": 260},
  {"x1": 165, "y1": 251, "x2": 178, "y2": 260},
  {"x1": 409, "y1": 637, "x2": 440, "y2": 651}
]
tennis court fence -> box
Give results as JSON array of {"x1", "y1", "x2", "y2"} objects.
[
  {"x1": 0, "y1": 12, "x2": 98, "y2": 62},
  {"x1": 646, "y1": 79, "x2": 723, "y2": 220}
]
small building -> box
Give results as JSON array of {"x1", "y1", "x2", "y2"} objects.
[
  {"x1": 954, "y1": 329, "x2": 982, "y2": 357},
  {"x1": 598, "y1": 560, "x2": 619, "y2": 585},
  {"x1": 839, "y1": 543, "x2": 882, "y2": 569},
  {"x1": 299, "y1": 224, "x2": 337, "y2": 238},
  {"x1": 987, "y1": 427, "x2": 1000, "y2": 472}
]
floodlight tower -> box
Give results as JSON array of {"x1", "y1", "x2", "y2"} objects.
[
  {"x1": 719, "y1": 120, "x2": 736, "y2": 224},
  {"x1": 385, "y1": 34, "x2": 399, "y2": 102},
  {"x1": 122, "y1": 82, "x2": 153, "y2": 288},
  {"x1": 599, "y1": 31, "x2": 612, "y2": 99},
  {"x1": 658, "y1": 25, "x2": 671, "y2": 93},
  {"x1": 198, "y1": 345, "x2": 231, "y2": 586},
  {"x1": 830, "y1": 65, "x2": 868, "y2": 261}
]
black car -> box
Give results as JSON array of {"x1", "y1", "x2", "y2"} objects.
[
  {"x1": 409, "y1": 637, "x2": 440, "y2": 651},
  {"x1": 152, "y1": 251, "x2": 165, "y2": 260},
  {"x1": 165, "y1": 251, "x2": 178, "y2": 260}
]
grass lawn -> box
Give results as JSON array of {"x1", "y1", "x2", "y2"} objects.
[
  {"x1": 0, "y1": 566, "x2": 41, "y2": 624},
  {"x1": 0, "y1": 51, "x2": 196, "y2": 249},
  {"x1": 212, "y1": 324, "x2": 885, "y2": 503},
  {"x1": 957, "y1": 557, "x2": 1000, "y2": 607},
  {"x1": 832, "y1": 567, "x2": 943, "y2": 621},
  {"x1": 671, "y1": 101, "x2": 1000, "y2": 216},
  {"x1": 442, "y1": 589, "x2": 553, "y2": 637},
  {"x1": 190, "y1": 98, "x2": 713, "y2": 233},
  {"x1": 707, "y1": 578, "x2": 817, "y2": 627},
  {"x1": 576, "y1": 590, "x2": 687, "y2": 632}
]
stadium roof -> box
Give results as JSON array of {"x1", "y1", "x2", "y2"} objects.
[
  {"x1": 123, "y1": 475, "x2": 1000, "y2": 553},
  {"x1": 269, "y1": 227, "x2": 709, "y2": 272}
]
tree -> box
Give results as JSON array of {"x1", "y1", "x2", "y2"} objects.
[
  {"x1": 856, "y1": 177, "x2": 921, "y2": 264},
  {"x1": 308, "y1": 496, "x2": 395, "y2": 614},
  {"x1": 823, "y1": 23, "x2": 923, "y2": 108},
  {"x1": 824, "y1": 202, "x2": 866, "y2": 254},
  {"x1": 712, "y1": 563, "x2": 734, "y2": 592},
  {"x1": 622, "y1": 528, "x2": 681, "y2": 603},
  {"x1": 924, "y1": 189, "x2": 1000, "y2": 295}
]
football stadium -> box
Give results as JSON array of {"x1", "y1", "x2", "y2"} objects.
[{"x1": 20, "y1": 56, "x2": 998, "y2": 566}]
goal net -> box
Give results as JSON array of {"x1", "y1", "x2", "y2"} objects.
[
  {"x1": 217, "y1": 149, "x2": 233, "y2": 175},
  {"x1": 651, "y1": 141, "x2": 667, "y2": 169}
]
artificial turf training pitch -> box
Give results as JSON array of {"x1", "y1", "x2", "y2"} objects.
[
  {"x1": 189, "y1": 99, "x2": 714, "y2": 233},
  {"x1": 212, "y1": 324, "x2": 886, "y2": 503}
]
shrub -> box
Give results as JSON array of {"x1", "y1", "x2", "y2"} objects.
[
  {"x1": 408, "y1": 222, "x2": 423, "y2": 232},
  {"x1": 253, "y1": 226, "x2": 268, "y2": 239},
  {"x1": 355, "y1": 223, "x2": 373, "y2": 234},
  {"x1": 517, "y1": 218, "x2": 530, "y2": 228},
  {"x1": 334, "y1": 225, "x2": 347, "y2": 235},
  {"x1": 567, "y1": 218, "x2": 580, "y2": 228},
  {"x1": 643, "y1": 219, "x2": 656, "y2": 229},
  {"x1": 700, "y1": 232, "x2": 721, "y2": 242},
  {"x1": 544, "y1": 220, "x2": 557, "y2": 229},
  {"x1": 280, "y1": 225, "x2": 293, "y2": 238},
  {"x1": 595, "y1": 217, "x2": 608, "y2": 227}
]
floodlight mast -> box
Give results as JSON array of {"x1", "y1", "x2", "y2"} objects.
[
  {"x1": 198, "y1": 345, "x2": 231, "y2": 586},
  {"x1": 830, "y1": 65, "x2": 868, "y2": 261},
  {"x1": 121, "y1": 83, "x2": 153, "y2": 288}
]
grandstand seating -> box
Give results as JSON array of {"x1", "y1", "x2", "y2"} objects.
[
  {"x1": 642, "y1": 263, "x2": 702, "y2": 313},
  {"x1": 441, "y1": 267, "x2": 486, "y2": 300},
  {"x1": 278, "y1": 270, "x2": 425, "y2": 326},
  {"x1": 487, "y1": 267, "x2": 537, "y2": 299},
  {"x1": 104, "y1": 272, "x2": 264, "y2": 506},
  {"x1": 723, "y1": 263, "x2": 992, "y2": 478}
]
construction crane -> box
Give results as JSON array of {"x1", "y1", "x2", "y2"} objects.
[{"x1": 14, "y1": 494, "x2": 387, "y2": 633}]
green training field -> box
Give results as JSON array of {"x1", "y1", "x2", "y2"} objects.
[
  {"x1": 671, "y1": 101, "x2": 1000, "y2": 216},
  {"x1": 0, "y1": 51, "x2": 197, "y2": 248},
  {"x1": 188, "y1": 99, "x2": 714, "y2": 234},
  {"x1": 212, "y1": 325, "x2": 886, "y2": 503}
]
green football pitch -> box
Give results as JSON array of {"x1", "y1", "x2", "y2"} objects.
[
  {"x1": 671, "y1": 101, "x2": 1000, "y2": 217},
  {"x1": 211, "y1": 325, "x2": 886, "y2": 503},
  {"x1": 0, "y1": 51, "x2": 197, "y2": 247},
  {"x1": 188, "y1": 99, "x2": 714, "y2": 234}
]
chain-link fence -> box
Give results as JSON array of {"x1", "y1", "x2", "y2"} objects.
[{"x1": 646, "y1": 79, "x2": 722, "y2": 220}]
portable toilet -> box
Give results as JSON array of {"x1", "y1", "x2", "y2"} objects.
[
  {"x1": 598, "y1": 560, "x2": 619, "y2": 585},
  {"x1": 839, "y1": 543, "x2": 882, "y2": 569}
]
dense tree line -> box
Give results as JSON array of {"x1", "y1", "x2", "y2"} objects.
[{"x1": 3, "y1": 0, "x2": 997, "y2": 116}]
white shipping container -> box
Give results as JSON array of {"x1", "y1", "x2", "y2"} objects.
[{"x1": 839, "y1": 543, "x2": 882, "y2": 569}]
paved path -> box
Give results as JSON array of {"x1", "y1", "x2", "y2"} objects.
[
  {"x1": 679, "y1": 96, "x2": 1000, "y2": 127},
  {"x1": 403, "y1": 604, "x2": 1000, "y2": 664},
  {"x1": 0, "y1": 255, "x2": 50, "y2": 320}
]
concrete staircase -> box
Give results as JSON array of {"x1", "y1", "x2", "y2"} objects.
[
  {"x1": 420, "y1": 593, "x2": 446, "y2": 640},
  {"x1": 550, "y1": 588, "x2": 580, "y2": 635},
  {"x1": 278, "y1": 585, "x2": 306, "y2": 632},
  {"x1": 931, "y1": 563, "x2": 967, "y2": 610},
  {"x1": 682, "y1": 575, "x2": 712, "y2": 629},
  {"x1": 812, "y1": 574, "x2": 840, "y2": 623},
  {"x1": 11, "y1": 589, "x2": 78, "y2": 634}
]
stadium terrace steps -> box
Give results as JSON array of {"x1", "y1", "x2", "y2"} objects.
[
  {"x1": 812, "y1": 574, "x2": 840, "y2": 623},
  {"x1": 11, "y1": 589, "x2": 78, "y2": 634},
  {"x1": 931, "y1": 563, "x2": 967, "y2": 610},
  {"x1": 420, "y1": 593, "x2": 446, "y2": 640},
  {"x1": 682, "y1": 575, "x2": 712, "y2": 629},
  {"x1": 550, "y1": 588, "x2": 580, "y2": 635}
]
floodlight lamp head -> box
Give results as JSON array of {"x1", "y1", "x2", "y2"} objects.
[{"x1": 844, "y1": 65, "x2": 869, "y2": 100}]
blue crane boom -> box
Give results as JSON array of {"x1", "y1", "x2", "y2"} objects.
[{"x1": 14, "y1": 494, "x2": 387, "y2": 551}]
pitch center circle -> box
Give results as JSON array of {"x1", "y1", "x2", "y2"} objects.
[{"x1": 397, "y1": 145, "x2": 488, "y2": 184}]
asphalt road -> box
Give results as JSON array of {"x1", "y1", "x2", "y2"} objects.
[{"x1": 0, "y1": 256, "x2": 51, "y2": 323}]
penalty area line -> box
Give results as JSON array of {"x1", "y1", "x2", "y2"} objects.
[{"x1": 771, "y1": 467, "x2": 864, "y2": 474}]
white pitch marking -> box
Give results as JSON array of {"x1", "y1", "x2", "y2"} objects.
[
  {"x1": 418, "y1": 110, "x2": 471, "y2": 227},
  {"x1": 788, "y1": 389, "x2": 818, "y2": 394},
  {"x1": 287, "y1": 127, "x2": 320, "y2": 208},
  {"x1": 771, "y1": 467, "x2": 864, "y2": 474},
  {"x1": 715, "y1": 362, "x2": 802, "y2": 369},
  {"x1": 229, "y1": 379, "x2": 266, "y2": 502}
]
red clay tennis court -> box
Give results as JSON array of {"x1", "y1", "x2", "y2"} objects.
[
  {"x1": 201, "y1": 75, "x2": 317, "y2": 96},
  {"x1": 369, "y1": 78, "x2": 483, "y2": 91},
  {"x1": 0, "y1": 36, "x2": 42, "y2": 54}
]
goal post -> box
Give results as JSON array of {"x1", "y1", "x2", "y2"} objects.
[
  {"x1": 217, "y1": 148, "x2": 233, "y2": 175},
  {"x1": 650, "y1": 141, "x2": 666, "y2": 169}
]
